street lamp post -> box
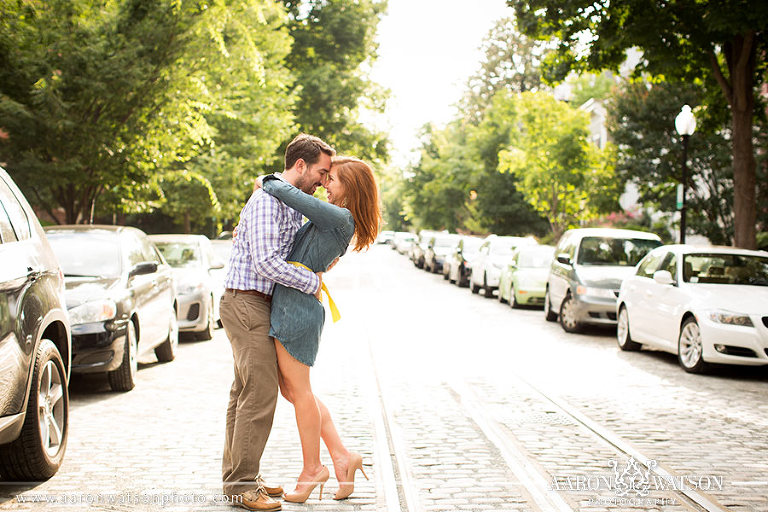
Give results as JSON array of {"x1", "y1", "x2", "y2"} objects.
[{"x1": 675, "y1": 105, "x2": 696, "y2": 244}]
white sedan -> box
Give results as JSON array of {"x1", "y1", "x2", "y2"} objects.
[{"x1": 616, "y1": 245, "x2": 768, "y2": 373}]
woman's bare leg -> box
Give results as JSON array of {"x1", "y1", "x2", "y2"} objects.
[
  {"x1": 274, "y1": 340, "x2": 324, "y2": 485},
  {"x1": 316, "y1": 398, "x2": 352, "y2": 482}
]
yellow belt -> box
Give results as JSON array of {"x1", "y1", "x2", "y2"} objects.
[{"x1": 288, "y1": 261, "x2": 341, "y2": 323}]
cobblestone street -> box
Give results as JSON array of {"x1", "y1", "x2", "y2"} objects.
[{"x1": 2, "y1": 246, "x2": 767, "y2": 512}]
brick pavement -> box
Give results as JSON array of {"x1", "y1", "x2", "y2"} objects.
[{"x1": 3, "y1": 245, "x2": 768, "y2": 512}]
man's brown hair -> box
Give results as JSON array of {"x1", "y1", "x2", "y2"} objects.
[{"x1": 284, "y1": 134, "x2": 335, "y2": 170}]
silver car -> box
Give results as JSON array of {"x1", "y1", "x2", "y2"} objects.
[{"x1": 149, "y1": 235, "x2": 224, "y2": 340}]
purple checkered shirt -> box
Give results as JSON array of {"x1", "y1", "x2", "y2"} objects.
[{"x1": 224, "y1": 188, "x2": 319, "y2": 296}]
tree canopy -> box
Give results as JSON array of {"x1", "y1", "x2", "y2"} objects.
[{"x1": 513, "y1": 0, "x2": 768, "y2": 248}]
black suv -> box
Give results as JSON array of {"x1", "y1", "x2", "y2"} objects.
[{"x1": 0, "y1": 167, "x2": 71, "y2": 481}]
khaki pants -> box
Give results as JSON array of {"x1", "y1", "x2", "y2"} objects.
[{"x1": 220, "y1": 290, "x2": 278, "y2": 495}]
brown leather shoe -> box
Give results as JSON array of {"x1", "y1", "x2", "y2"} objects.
[
  {"x1": 231, "y1": 489, "x2": 281, "y2": 511},
  {"x1": 257, "y1": 476, "x2": 284, "y2": 497}
]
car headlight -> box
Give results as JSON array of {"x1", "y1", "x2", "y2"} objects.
[
  {"x1": 708, "y1": 310, "x2": 754, "y2": 327},
  {"x1": 576, "y1": 286, "x2": 616, "y2": 298},
  {"x1": 68, "y1": 300, "x2": 117, "y2": 325},
  {"x1": 178, "y1": 281, "x2": 204, "y2": 295}
]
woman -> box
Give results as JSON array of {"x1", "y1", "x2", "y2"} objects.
[{"x1": 259, "y1": 156, "x2": 380, "y2": 502}]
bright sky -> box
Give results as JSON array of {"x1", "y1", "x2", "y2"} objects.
[{"x1": 364, "y1": 0, "x2": 513, "y2": 167}]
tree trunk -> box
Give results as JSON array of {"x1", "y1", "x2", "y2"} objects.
[
  {"x1": 717, "y1": 33, "x2": 757, "y2": 249},
  {"x1": 184, "y1": 209, "x2": 191, "y2": 234}
]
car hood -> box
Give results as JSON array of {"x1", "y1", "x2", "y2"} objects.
[
  {"x1": 685, "y1": 284, "x2": 768, "y2": 315},
  {"x1": 63, "y1": 276, "x2": 122, "y2": 308},
  {"x1": 575, "y1": 265, "x2": 636, "y2": 288},
  {"x1": 515, "y1": 267, "x2": 549, "y2": 283},
  {"x1": 172, "y1": 267, "x2": 207, "y2": 285}
]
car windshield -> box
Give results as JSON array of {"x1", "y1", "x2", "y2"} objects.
[
  {"x1": 577, "y1": 237, "x2": 661, "y2": 266},
  {"x1": 491, "y1": 241, "x2": 518, "y2": 256},
  {"x1": 154, "y1": 241, "x2": 202, "y2": 268},
  {"x1": 683, "y1": 253, "x2": 768, "y2": 285},
  {"x1": 518, "y1": 249, "x2": 554, "y2": 268},
  {"x1": 46, "y1": 232, "x2": 121, "y2": 277},
  {"x1": 462, "y1": 239, "x2": 483, "y2": 255},
  {"x1": 434, "y1": 237, "x2": 457, "y2": 248}
]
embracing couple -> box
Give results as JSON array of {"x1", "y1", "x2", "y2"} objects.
[{"x1": 219, "y1": 134, "x2": 380, "y2": 511}]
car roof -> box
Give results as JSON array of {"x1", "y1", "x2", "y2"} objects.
[
  {"x1": 660, "y1": 244, "x2": 768, "y2": 257},
  {"x1": 44, "y1": 224, "x2": 140, "y2": 235},
  {"x1": 564, "y1": 228, "x2": 661, "y2": 240},
  {"x1": 148, "y1": 234, "x2": 209, "y2": 242}
]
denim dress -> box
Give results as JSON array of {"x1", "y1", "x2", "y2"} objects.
[{"x1": 262, "y1": 175, "x2": 355, "y2": 366}]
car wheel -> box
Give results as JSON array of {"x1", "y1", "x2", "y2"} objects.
[
  {"x1": 559, "y1": 292, "x2": 582, "y2": 333},
  {"x1": 197, "y1": 296, "x2": 215, "y2": 341},
  {"x1": 0, "y1": 339, "x2": 68, "y2": 481},
  {"x1": 617, "y1": 306, "x2": 641, "y2": 351},
  {"x1": 497, "y1": 283, "x2": 507, "y2": 303},
  {"x1": 108, "y1": 321, "x2": 138, "y2": 392},
  {"x1": 510, "y1": 285, "x2": 519, "y2": 309},
  {"x1": 470, "y1": 271, "x2": 480, "y2": 294},
  {"x1": 544, "y1": 288, "x2": 557, "y2": 322},
  {"x1": 678, "y1": 317, "x2": 708, "y2": 373},
  {"x1": 155, "y1": 304, "x2": 179, "y2": 363},
  {"x1": 483, "y1": 274, "x2": 494, "y2": 298}
]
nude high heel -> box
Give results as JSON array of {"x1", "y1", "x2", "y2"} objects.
[
  {"x1": 284, "y1": 466, "x2": 330, "y2": 503},
  {"x1": 333, "y1": 452, "x2": 369, "y2": 500}
]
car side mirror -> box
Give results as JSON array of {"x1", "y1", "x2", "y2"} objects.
[
  {"x1": 653, "y1": 270, "x2": 674, "y2": 285},
  {"x1": 129, "y1": 261, "x2": 158, "y2": 278},
  {"x1": 556, "y1": 254, "x2": 571, "y2": 265}
]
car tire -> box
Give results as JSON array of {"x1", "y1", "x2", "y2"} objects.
[
  {"x1": 0, "y1": 339, "x2": 68, "y2": 481},
  {"x1": 483, "y1": 274, "x2": 494, "y2": 298},
  {"x1": 617, "y1": 306, "x2": 641, "y2": 351},
  {"x1": 510, "y1": 285, "x2": 519, "y2": 309},
  {"x1": 559, "y1": 292, "x2": 582, "y2": 333},
  {"x1": 196, "y1": 296, "x2": 215, "y2": 341},
  {"x1": 544, "y1": 288, "x2": 557, "y2": 322},
  {"x1": 155, "y1": 304, "x2": 179, "y2": 363},
  {"x1": 678, "y1": 317, "x2": 708, "y2": 373},
  {"x1": 470, "y1": 272, "x2": 480, "y2": 294},
  {"x1": 108, "y1": 321, "x2": 138, "y2": 392}
]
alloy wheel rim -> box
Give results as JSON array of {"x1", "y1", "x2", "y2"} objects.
[
  {"x1": 680, "y1": 323, "x2": 702, "y2": 368},
  {"x1": 38, "y1": 360, "x2": 65, "y2": 456},
  {"x1": 562, "y1": 297, "x2": 577, "y2": 329},
  {"x1": 128, "y1": 324, "x2": 138, "y2": 380},
  {"x1": 617, "y1": 309, "x2": 628, "y2": 345}
]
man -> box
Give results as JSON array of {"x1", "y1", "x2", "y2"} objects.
[{"x1": 219, "y1": 134, "x2": 334, "y2": 511}]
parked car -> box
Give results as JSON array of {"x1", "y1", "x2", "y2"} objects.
[
  {"x1": 410, "y1": 230, "x2": 437, "y2": 269},
  {"x1": 447, "y1": 237, "x2": 484, "y2": 287},
  {"x1": 545, "y1": 228, "x2": 662, "y2": 333},
  {"x1": 45, "y1": 225, "x2": 178, "y2": 392},
  {"x1": 424, "y1": 233, "x2": 461, "y2": 274},
  {"x1": 0, "y1": 167, "x2": 71, "y2": 481},
  {"x1": 210, "y1": 239, "x2": 233, "y2": 326},
  {"x1": 376, "y1": 230, "x2": 395, "y2": 245},
  {"x1": 617, "y1": 245, "x2": 768, "y2": 373},
  {"x1": 149, "y1": 234, "x2": 224, "y2": 341},
  {"x1": 392, "y1": 232, "x2": 416, "y2": 255},
  {"x1": 470, "y1": 235, "x2": 538, "y2": 297},
  {"x1": 498, "y1": 245, "x2": 555, "y2": 308}
]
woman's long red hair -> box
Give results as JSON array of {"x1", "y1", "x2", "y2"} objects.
[{"x1": 332, "y1": 157, "x2": 381, "y2": 252}]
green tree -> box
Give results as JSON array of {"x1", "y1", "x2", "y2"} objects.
[
  {"x1": 608, "y1": 80, "x2": 736, "y2": 244},
  {"x1": 280, "y1": 0, "x2": 389, "y2": 164},
  {"x1": 498, "y1": 91, "x2": 619, "y2": 237},
  {"x1": 0, "y1": 0, "x2": 293, "y2": 226},
  {"x1": 513, "y1": 0, "x2": 768, "y2": 248},
  {"x1": 460, "y1": 17, "x2": 552, "y2": 123},
  {"x1": 159, "y1": 170, "x2": 219, "y2": 234}
]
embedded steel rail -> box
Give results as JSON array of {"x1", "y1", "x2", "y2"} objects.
[{"x1": 449, "y1": 375, "x2": 732, "y2": 512}]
